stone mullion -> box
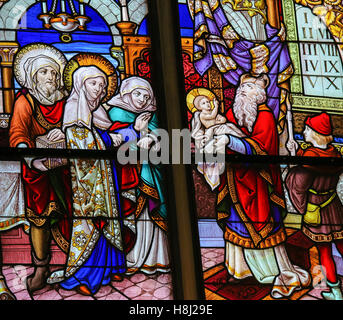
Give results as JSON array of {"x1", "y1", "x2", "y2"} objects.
[{"x1": 150, "y1": 0, "x2": 204, "y2": 300}]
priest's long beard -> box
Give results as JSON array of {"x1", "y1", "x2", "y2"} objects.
[
  {"x1": 233, "y1": 95, "x2": 257, "y2": 133},
  {"x1": 233, "y1": 88, "x2": 266, "y2": 133}
]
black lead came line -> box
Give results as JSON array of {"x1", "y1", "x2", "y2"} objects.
[{"x1": 0, "y1": 146, "x2": 342, "y2": 166}]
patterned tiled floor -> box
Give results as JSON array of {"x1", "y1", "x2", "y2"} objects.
[
  {"x1": 200, "y1": 248, "x2": 343, "y2": 300},
  {"x1": 3, "y1": 248, "x2": 342, "y2": 300},
  {"x1": 2, "y1": 265, "x2": 173, "y2": 300}
]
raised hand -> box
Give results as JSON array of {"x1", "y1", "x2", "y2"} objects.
[
  {"x1": 286, "y1": 138, "x2": 299, "y2": 156},
  {"x1": 213, "y1": 98, "x2": 219, "y2": 110},
  {"x1": 134, "y1": 112, "x2": 152, "y2": 131},
  {"x1": 110, "y1": 133, "x2": 123, "y2": 147},
  {"x1": 137, "y1": 136, "x2": 154, "y2": 149}
]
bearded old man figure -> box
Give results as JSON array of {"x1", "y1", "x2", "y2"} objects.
[
  {"x1": 9, "y1": 44, "x2": 73, "y2": 295},
  {"x1": 209, "y1": 73, "x2": 311, "y2": 298}
]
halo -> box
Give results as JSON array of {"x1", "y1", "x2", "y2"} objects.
[
  {"x1": 13, "y1": 43, "x2": 67, "y2": 88},
  {"x1": 64, "y1": 53, "x2": 118, "y2": 103},
  {"x1": 186, "y1": 88, "x2": 216, "y2": 113}
]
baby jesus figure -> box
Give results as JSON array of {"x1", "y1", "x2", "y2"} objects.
[
  {"x1": 188, "y1": 88, "x2": 245, "y2": 151},
  {"x1": 196, "y1": 94, "x2": 227, "y2": 129},
  {"x1": 187, "y1": 88, "x2": 245, "y2": 190}
]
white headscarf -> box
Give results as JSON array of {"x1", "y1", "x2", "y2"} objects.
[
  {"x1": 62, "y1": 66, "x2": 110, "y2": 131},
  {"x1": 107, "y1": 76, "x2": 157, "y2": 113},
  {"x1": 23, "y1": 54, "x2": 66, "y2": 105}
]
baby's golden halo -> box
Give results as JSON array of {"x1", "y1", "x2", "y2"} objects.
[{"x1": 186, "y1": 88, "x2": 216, "y2": 113}]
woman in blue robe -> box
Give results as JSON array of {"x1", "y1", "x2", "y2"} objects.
[{"x1": 47, "y1": 66, "x2": 134, "y2": 295}]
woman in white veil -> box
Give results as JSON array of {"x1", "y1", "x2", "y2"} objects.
[{"x1": 48, "y1": 66, "x2": 133, "y2": 295}]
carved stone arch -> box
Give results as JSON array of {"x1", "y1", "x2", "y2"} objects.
[
  {"x1": 0, "y1": 0, "x2": 149, "y2": 44},
  {"x1": 0, "y1": 0, "x2": 37, "y2": 42},
  {"x1": 128, "y1": 0, "x2": 148, "y2": 27},
  {"x1": 0, "y1": 0, "x2": 122, "y2": 43}
]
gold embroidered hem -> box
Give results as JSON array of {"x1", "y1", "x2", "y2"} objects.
[
  {"x1": 0, "y1": 216, "x2": 27, "y2": 231},
  {"x1": 127, "y1": 263, "x2": 170, "y2": 274},
  {"x1": 139, "y1": 181, "x2": 159, "y2": 199},
  {"x1": 217, "y1": 184, "x2": 229, "y2": 204},
  {"x1": 245, "y1": 137, "x2": 267, "y2": 156},
  {"x1": 225, "y1": 261, "x2": 252, "y2": 279},
  {"x1": 51, "y1": 225, "x2": 69, "y2": 253},
  {"x1": 26, "y1": 201, "x2": 61, "y2": 227},
  {"x1": 259, "y1": 216, "x2": 274, "y2": 239},
  {"x1": 217, "y1": 211, "x2": 230, "y2": 221},
  {"x1": 224, "y1": 227, "x2": 287, "y2": 249},
  {"x1": 135, "y1": 195, "x2": 146, "y2": 218},
  {"x1": 302, "y1": 226, "x2": 343, "y2": 243},
  {"x1": 250, "y1": 44, "x2": 269, "y2": 76},
  {"x1": 208, "y1": 0, "x2": 219, "y2": 11},
  {"x1": 258, "y1": 171, "x2": 286, "y2": 208},
  {"x1": 136, "y1": 195, "x2": 167, "y2": 231},
  {"x1": 150, "y1": 210, "x2": 168, "y2": 232},
  {"x1": 278, "y1": 64, "x2": 294, "y2": 85},
  {"x1": 259, "y1": 168, "x2": 273, "y2": 184},
  {"x1": 194, "y1": 25, "x2": 209, "y2": 43},
  {"x1": 270, "y1": 192, "x2": 286, "y2": 209}
]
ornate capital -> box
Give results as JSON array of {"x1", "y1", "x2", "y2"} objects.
[
  {"x1": 115, "y1": 22, "x2": 137, "y2": 36},
  {"x1": 0, "y1": 42, "x2": 19, "y2": 66},
  {"x1": 223, "y1": 0, "x2": 268, "y2": 24},
  {"x1": 110, "y1": 46, "x2": 125, "y2": 72}
]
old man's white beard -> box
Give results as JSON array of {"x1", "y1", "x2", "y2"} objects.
[
  {"x1": 233, "y1": 94, "x2": 258, "y2": 133},
  {"x1": 37, "y1": 82, "x2": 57, "y2": 99},
  {"x1": 34, "y1": 82, "x2": 65, "y2": 106}
]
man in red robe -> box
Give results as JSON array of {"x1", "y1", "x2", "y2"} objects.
[
  {"x1": 9, "y1": 51, "x2": 72, "y2": 295},
  {"x1": 209, "y1": 73, "x2": 310, "y2": 298}
]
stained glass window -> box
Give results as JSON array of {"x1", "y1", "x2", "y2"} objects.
[
  {"x1": 177, "y1": 0, "x2": 343, "y2": 301},
  {"x1": 2, "y1": 0, "x2": 343, "y2": 304},
  {"x1": 0, "y1": 0, "x2": 173, "y2": 301}
]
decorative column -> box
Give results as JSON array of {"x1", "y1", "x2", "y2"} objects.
[
  {"x1": 115, "y1": 23, "x2": 151, "y2": 78},
  {"x1": 115, "y1": 0, "x2": 141, "y2": 78},
  {"x1": 119, "y1": 0, "x2": 129, "y2": 22},
  {"x1": 266, "y1": 0, "x2": 280, "y2": 29},
  {"x1": 267, "y1": 1, "x2": 298, "y2": 156},
  {"x1": 208, "y1": 67, "x2": 224, "y2": 113},
  {"x1": 0, "y1": 42, "x2": 19, "y2": 114}
]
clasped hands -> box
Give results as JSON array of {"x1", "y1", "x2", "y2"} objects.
[
  {"x1": 135, "y1": 112, "x2": 154, "y2": 149},
  {"x1": 33, "y1": 112, "x2": 155, "y2": 171},
  {"x1": 110, "y1": 112, "x2": 154, "y2": 150}
]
